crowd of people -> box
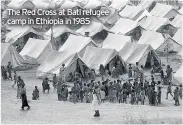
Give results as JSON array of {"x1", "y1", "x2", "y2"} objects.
[{"x1": 1, "y1": 61, "x2": 182, "y2": 111}]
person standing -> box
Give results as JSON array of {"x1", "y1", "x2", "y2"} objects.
[
  {"x1": 12, "y1": 71, "x2": 18, "y2": 88},
  {"x1": 91, "y1": 89, "x2": 101, "y2": 117},
  {"x1": 59, "y1": 64, "x2": 66, "y2": 83},
  {"x1": 32, "y1": 86, "x2": 39, "y2": 100},
  {"x1": 141, "y1": 87, "x2": 145, "y2": 105},
  {"x1": 99, "y1": 64, "x2": 106, "y2": 81},
  {"x1": 174, "y1": 87, "x2": 180, "y2": 106},
  {"x1": 179, "y1": 85, "x2": 182, "y2": 99},
  {"x1": 157, "y1": 82, "x2": 162, "y2": 104},
  {"x1": 166, "y1": 65, "x2": 173, "y2": 83},
  {"x1": 100, "y1": 89, "x2": 105, "y2": 103},
  {"x1": 20, "y1": 84, "x2": 30, "y2": 110},
  {"x1": 17, "y1": 76, "x2": 25, "y2": 99},
  {"x1": 42, "y1": 78, "x2": 50, "y2": 93},
  {"x1": 128, "y1": 64, "x2": 133, "y2": 78},
  {"x1": 52, "y1": 74, "x2": 58, "y2": 89},
  {"x1": 7, "y1": 62, "x2": 13, "y2": 80}
]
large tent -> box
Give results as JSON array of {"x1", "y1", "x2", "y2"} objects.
[
  {"x1": 174, "y1": 64, "x2": 182, "y2": 84},
  {"x1": 81, "y1": 46, "x2": 124, "y2": 73},
  {"x1": 76, "y1": 21, "x2": 108, "y2": 37},
  {"x1": 97, "y1": 7, "x2": 119, "y2": 25},
  {"x1": 138, "y1": 31, "x2": 182, "y2": 52},
  {"x1": 109, "y1": 0, "x2": 133, "y2": 11},
  {"x1": 110, "y1": 18, "x2": 139, "y2": 35},
  {"x1": 150, "y1": 3, "x2": 180, "y2": 19},
  {"x1": 5, "y1": 26, "x2": 43, "y2": 44},
  {"x1": 171, "y1": 15, "x2": 182, "y2": 28},
  {"x1": 119, "y1": 5, "x2": 144, "y2": 21},
  {"x1": 58, "y1": 34, "x2": 97, "y2": 57},
  {"x1": 173, "y1": 28, "x2": 182, "y2": 45},
  {"x1": 102, "y1": 33, "x2": 132, "y2": 51},
  {"x1": 139, "y1": 16, "x2": 170, "y2": 31},
  {"x1": 135, "y1": 9, "x2": 152, "y2": 22},
  {"x1": 19, "y1": 38, "x2": 52, "y2": 64},
  {"x1": 118, "y1": 42, "x2": 161, "y2": 67},
  {"x1": 1, "y1": 43, "x2": 29, "y2": 67},
  {"x1": 36, "y1": 51, "x2": 87, "y2": 79}
]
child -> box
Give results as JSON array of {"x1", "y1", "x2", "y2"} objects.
[
  {"x1": 174, "y1": 87, "x2": 180, "y2": 106},
  {"x1": 118, "y1": 90, "x2": 123, "y2": 103},
  {"x1": 69, "y1": 91, "x2": 73, "y2": 102},
  {"x1": 112, "y1": 88, "x2": 117, "y2": 103},
  {"x1": 100, "y1": 89, "x2": 105, "y2": 103},
  {"x1": 123, "y1": 88, "x2": 127, "y2": 104},
  {"x1": 130, "y1": 90, "x2": 135, "y2": 105}
]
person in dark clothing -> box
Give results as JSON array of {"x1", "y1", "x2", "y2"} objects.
[
  {"x1": 1, "y1": 66, "x2": 7, "y2": 80},
  {"x1": 12, "y1": 71, "x2": 18, "y2": 88},
  {"x1": 128, "y1": 64, "x2": 133, "y2": 78},
  {"x1": 99, "y1": 64, "x2": 106, "y2": 81},
  {"x1": 157, "y1": 82, "x2": 162, "y2": 104},
  {"x1": 21, "y1": 84, "x2": 30, "y2": 110},
  {"x1": 42, "y1": 78, "x2": 50, "y2": 93},
  {"x1": 151, "y1": 87, "x2": 156, "y2": 106},
  {"x1": 7, "y1": 62, "x2": 13, "y2": 80},
  {"x1": 174, "y1": 87, "x2": 180, "y2": 106},
  {"x1": 52, "y1": 74, "x2": 57, "y2": 89},
  {"x1": 159, "y1": 68, "x2": 164, "y2": 82}
]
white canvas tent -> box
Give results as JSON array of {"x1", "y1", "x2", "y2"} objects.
[
  {"x1": 119, "y1": 5, "x2": 144, "y2": 21},
  {"x1": 44, "y1": 25, "x2": 73, "y2": 39},
  {"x1": 150, "y1": 3, "x2": 180, "y2": 19},
  {"x1": 102, "y1": 33, "x2": 132, "y2": 51},
  {"x1": 19, "y1": 38, "x2": 52, "y2": 64},
  {"x1": 83, "y1": 0, "x2": 106, "y2": 9},
  {"x1": 76, "y1": 21, "x2": 108, "y2": 37},
  {"x1": 138, "y1": 31, "x2": 182, "y2": 52},
  {"x1": 109, "y1": 0, "x2": 133, "y2": 11},
  {"x1": 173, "y1": 28, "x2": 182, "y2": 45},
  {"x1": 139, "y1": 16, "x2": 170, "y2": 31},
  {"x1": 36, "y1": 51, "x2": 87, "y2": 79},
  {"x1": 110, "y1": 18, "x2": 139, "y2": 35},
  {"x1": 97, "y1": 7, "x2": 119, "y2": 25},
  {"x1": 174, "y1": 64, "x2": 182, "y2": 84},
  {"x1": 1, "y1": 43, "x2": 29, "y2": 67},
  {"x1": 118, "y1": 42, "x2": 161, "y2": 66},
  {"x1": 178, "y1": 7, "x2": 183, "y2": 15},
  {"x1": 58, "y1": 34, "x2": 97, "y2": 57},
  {"x1": 171, "y1": 15, "x2": 182, "y2": 28},
  {"x1": 81, "y1": 46, "x2": 124, "y2": 73},
  {"x1": 5, "y1": 26, "x2": 43, "y2": 43},
  {"x1": 60, "y1": 0, "x2": 80, "y2": 9}
]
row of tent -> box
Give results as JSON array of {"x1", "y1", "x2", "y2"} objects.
[{"x1": 2, "y1": 34, "x2": 161, "y2": 78}]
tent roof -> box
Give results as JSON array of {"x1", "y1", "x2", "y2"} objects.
[
  {"x1": 5, "y1": 26, "x2": 42, "y2": 43},
  {"x1": 135, "y1": 9, "x2": 152, "y2": 22},
  {"x1": 174, "y1": 64, "x2": 182, "y2": 83},
  {"x1": 178, "y1": 7, "x2": 183, "y2": 15},
  {"x1": 139, "y1": 16, "x2": 170, "y2": 31},
  {"x1": 102, "y1": 33, "x2": 131, "y2": 51},
  {"x1": 173, "y1": 28, "x2": 182, "y2": 45},
  {"x1": 150, "y1": 3, "x2": 175, "y2": 17},
  {"x1": 109, "y1": 0, "x2": 133, "y2": 11},
  {"x1": 37, "y1": 50, "x2": 80, "y2": 76},
  {"x1": 7, "y1": 0, "x2": 24, "y2": 9},
  {"x1": 119, "y1": 5, "x2": 143, "y2": 20},
  {"x1": 44, "y1": 25, "x2": 73, "y2": 39},
  {"x1": 97, "y1": 7, "x2": 119, "y2": 25},
  {"x1": 58, "y1": 34, "x2": 96, "y2": 55},
  {"x1": 1, "y1": 43, "x2": 28, "y2": 67},
  {"x1": 171, "y1": 15, "x2": 182, "y2": 28},
  {"x1": 60, "y1": 0, "x2": 80, "y2": 9},
  {"x1": 83, "y1": 0, "x2": 103, "y2": 9},
  {"x1": 76, "y1": 21, "x2": 108, "y2": 37},
  {"x1": 138, "y1": 31, "x2": 165, "y2": 50},
  {"x1": 110, "y1": 18, "x2": 138, "y2": 35},
  {"x1": 20, "y1": 38, "x2": 51, "y2": 60},
  {"x1": 119, "y1": 42, "x2": 159, "y2": 65},
  {"x1": 81, "y1": 46, "x2": 119, "y2": 71},
  {"x1": 137, "y1": 0, "x2": 154, "y2": 9}
]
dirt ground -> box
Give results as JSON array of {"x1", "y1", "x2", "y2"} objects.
[{"x1": 1, "y1": 53, "x2": 182, "y2": 124}]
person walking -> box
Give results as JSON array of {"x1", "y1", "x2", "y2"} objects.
[
  {"x1": 12, "y1": 71, "x2": 18, "y2": 88},
  {"x1": 166, "y1": 82, "x2": 173, "y2": 99},
  {"x1": 32, "y1": 86, "x2": 39, "y2": 100},
  {"x1": 20, "y1": 84, "x2": 30, "y2": 110}
]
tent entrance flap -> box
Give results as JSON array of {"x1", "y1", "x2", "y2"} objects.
[{"x1": 145, "y1": 50, "x2": 161, "y2": 68}]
